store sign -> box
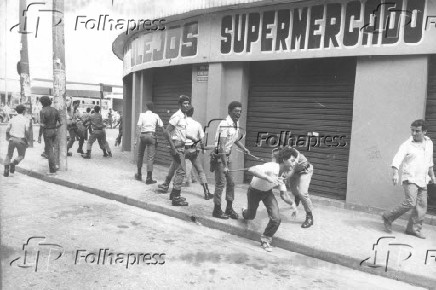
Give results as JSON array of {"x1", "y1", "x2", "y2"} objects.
[
  {"x1": 196, "y1": 65, "x2": 208, "y2": 82},
  {"x1": 123, "y1": 0, "x2": 435, "y2": 74},
  {"x1": 221, "y1": 0, "x2": 426, "y2": 54},
  {"x1": 128, "y1": 21, "x2": 198, "y2": 67}
]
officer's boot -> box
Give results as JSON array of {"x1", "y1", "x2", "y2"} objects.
[
  {"x1": 103, "y1": 149, "x2": 109, "y2": 157},
  {"x1": 145, "y1": 171, "x2": 157, "y2": 184},
  {"x1": 77, "y1": 146, "x2": 84, "y2": 154},
  {"x1": 158, "y1": 176, "x2": 171, "y2": 193},
  {"x1": 135, "y1": 167, "x2": 142, "y2": 181},
  {"x1": 82, "y1": 150, "x2": 91, "y2": 159},
  {"x1": 3, "y1": 165, "x2": 9, "y2": 177},
  {"x1": 301, "y1": 212, "x2": 314, "y2": 228},
  {"x1": 202, "y1": 183, "x2": 214, "y2": 200},
  {"x1": 9, "y1": 160, "x2": 18, "y2": 174}
]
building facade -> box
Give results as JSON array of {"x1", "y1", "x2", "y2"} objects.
[{"x1": 112, "y1": 0, "x2": 436, "y2": 212}]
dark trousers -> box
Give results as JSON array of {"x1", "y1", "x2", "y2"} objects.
[
  {"x1": 67, "y1": 127, "x2": 84, "y2": 151},
  {"x1": 4, "y1": 137, "x2": 27, "y2": 165},
  {"x1": 170, "y1": 143, "x2": 186, "y2": 191},
  {"x1": 86, "y1": 129, "x2": 110, "y2": 151},
  {"x1": 213, "y1": 158, "x2": 235, "y2": 207},
  {"x1": 137, "y1": 134, "x2": 156, "y2": 171},
  {"x1": 243, "y1": 187, "x2": 281, "y2": 238},
  {"x1": 43, "y1": 129, "x2": 58, "y2": 172}
]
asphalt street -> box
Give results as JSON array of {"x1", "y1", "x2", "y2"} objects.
[{"x1": 0, "y1": 173, "x2": 425, "y2": 289}]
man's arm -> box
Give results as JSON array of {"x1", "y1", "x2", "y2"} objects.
[
  {"x1": 235, "y1": 140, "x2": 250, "y2": 154},
  {"x1": 428, "y1": 166, "x2": 435, "y2": 183},
  {"x1": 391, "y1": 143, "x2": 406, "y2": 185},
  {"x1": 5, "y1": 122, "x2": 11, "y2": 140},
  {"x1": 164, "y1": 124, "x2": 177, "y2": 155}
]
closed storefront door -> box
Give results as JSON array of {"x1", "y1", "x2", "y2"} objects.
[
  {"x1": 245, "y1": 58, "x2": 356, "y2": 199},
  {"x1": 152, "y1": 65, "x2": 192, "y2": 165},
  {"x1": 425, "y1": 55, "x2": 436, "y2": 211}
]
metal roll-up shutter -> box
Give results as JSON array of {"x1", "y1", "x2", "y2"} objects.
[
  {"x1": 245, "y1": 58, "x2": 356, "y2": 200},
  {"x1": 425, "y1": 55, "x2": 436, "y2": 210},
  {"x1": 153, "y1": 65, "x2": 192, "y2": 166}
]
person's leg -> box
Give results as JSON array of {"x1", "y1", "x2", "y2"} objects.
[
  {"x1": 171, "y1": 148, "x2": 188, "y2": 206},
  {"x1": 184, "y1": 158, "x2": 193, "y2": 185},
  {"x1": 242, "y1": 187, "x2": 262, "y2": 220},
  {"x1": 383, "y1": 182, "x2": 417, "y2": 225},
  {"x1": 224, "y1": 160, "x2": 238, "y2": 219},
  {"x1": 261, "y1": 191, "x2": 281, "y2": 251},
  {"x1": 67, "y1": 129, "x2": 76, "y2": 156},
  {"x1": 44, "y1": 132, "x2": 56, "y2": 172},
  {"x1": 13, "y1": 140, "x2": 26, "y2": 164},
  {"x1": 405, "y1": 186, "x2": 427, "y2": 238},
  {"x1": 98, "y1": 130, "x2": 112, "y2": 157},
  {"x1": 83, "y1": 132, "x2": 97, "y2": 159},
  {"x1": 295, "y1": 169, "x2": 314, "y2": 228},
  {"x1": 145, "y1": 135, "x2": 156, "y2": 183},
  {"x1": 158, "y1": 161, "x2": 176, "y2": 192},
  {"x1": 213, "y1": 161, "x2": 228, "y2": 218},
  {"x1": 135, "y1": 136, "x2": 147, "y2": 180},
  {"x1": 3, "y1": 140, "x2": 15, "y2": 177},
  {"x1": 191, "y1": 154, "x2": 213, "y2": 200}
]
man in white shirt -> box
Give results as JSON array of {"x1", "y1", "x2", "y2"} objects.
[
  {"x1": 135, "y1": 102, "x2": 163, "y2": 184},
  {"x1": 242, "y1": 146, "x2": 297, "y2": 252},
  {"x1": 382, "y1": 119, "x2": 435, "y2": 239},
  {"x1": 184, "y1": 106, "x2": 213, "y2": 200},
  {"x1": 3, "y1": 105, "x2": 30, "y2": 177},
  {"x1": 212, "y1": 101, "x2": 250, "y2": 219},
  {"x1": 163, "y1": 95, "x2": 191, "y2": 206}
]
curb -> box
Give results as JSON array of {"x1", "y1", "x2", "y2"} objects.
[{"x1": 4, "y1": 163, "x2": 435, "y2": 289}]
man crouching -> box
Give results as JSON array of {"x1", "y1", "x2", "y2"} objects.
[{"x1": 242, "y1": 146, "x2": 297, "y2": 252}]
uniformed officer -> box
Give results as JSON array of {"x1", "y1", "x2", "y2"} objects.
[
  {"x1": 135, "y1": 102, "x2": 163, "y2": 184},
  {"x1": 82, "y1": 105, "x2": 112, "y2": 159}
]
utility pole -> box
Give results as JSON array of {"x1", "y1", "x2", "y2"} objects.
[
  {"x1": 52, "y1": 0, "x2": 67, "y2": 170},
  {"x1": 18, "y1": 0, "x2": 33, "y2": 147}
]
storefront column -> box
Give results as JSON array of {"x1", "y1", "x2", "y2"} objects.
[
  {"x1": 130, "y1": 72, "x2": 142, "y2": 162},
  {"x1": 202, "y1": 62, "x2": 249, "y2": 183},
  {"x1": 347, "y1": 55, "x2": 428, "y2": 209},
  {"x1": 122, "y1": 74, "x2": 132, "y2": 152}
]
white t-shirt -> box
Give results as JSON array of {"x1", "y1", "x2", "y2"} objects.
[
  {"x1": 185, "y1": 117, "x2": 204, "y2": 146},
  {"x1": 169, "y1": 109, "x2": 187, "y2": 142},
  {"x1": 137, "y1": 111, "x2": 163, "y2": 133},
  {"x1": 250, "y1": 162, "x2": 286, "y2": 192},
  {"x1": 8, "y1": 114, "x2": 29, "y2": 139}
]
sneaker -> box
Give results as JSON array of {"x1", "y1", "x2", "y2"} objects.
[
  {"x1": 261, "y1": 241, "x2": 272, "y2": 252},
  {"x1": 382, "y1": 215, "x2": 392, "y2": 234},
  {"x1": 225, "y1": 208, "x2": 239, "y2": 219}
]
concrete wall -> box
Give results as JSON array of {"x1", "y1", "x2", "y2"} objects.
[
  {"x1": 347, "y1": 55, "x2": 429, "y2": 209},
  {"x1": 122, "y1": 74, "x2": 132, "y2": 152}
]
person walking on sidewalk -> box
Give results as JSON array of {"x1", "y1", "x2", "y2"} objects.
[
  {"x1": 211, "y1": 101, "x2": 250, "y2": 219},
  {"x1": 242, "y1": 146, "x2": 295, "y2": 252},
  {"x1": 82, "y1": 106, "x2": 112, "y2": 159},
  {"x1": 134, "y1": 102, "x2": 163, "y2": 184},
  {"x1": 3, "y1": 105, "x2": 30, "y2": 177},
  {"x1": 38, "y1": 96, "x2": 62, "y2": 174},
  {"x1": 163, "y1": 95, "x2": 192, "y2": 206},
  {"x1": 382, "y1": 119, "x2": 435, "y2": 239}
]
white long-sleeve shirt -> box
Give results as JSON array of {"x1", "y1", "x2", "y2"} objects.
[{"x1": 392, "y1": 136, "x2": 434, "y2": 188}]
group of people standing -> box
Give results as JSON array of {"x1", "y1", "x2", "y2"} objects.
[
  {"x1": 3, "y1": 93, "x2": 433, "y2": 252},
  {"x1": 133, "y1": 95, "x2": 316, "y2": 252}
]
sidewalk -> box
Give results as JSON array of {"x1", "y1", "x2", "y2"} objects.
[{"x1": 1, "y1": 125, "x2": 436, "y2": 289}]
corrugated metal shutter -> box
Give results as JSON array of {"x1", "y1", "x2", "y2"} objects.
[
  {"x1": 245, "y1": 58, "x2": 356, "y2": 200},
  {"x1": 152, "y1": 65, "x2": 192, "y2": 165},
  {"x1": 425, "y1": 55, "x2": 436, "y2": 210}
]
